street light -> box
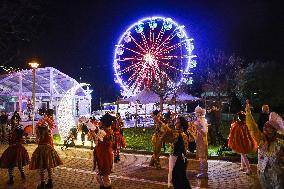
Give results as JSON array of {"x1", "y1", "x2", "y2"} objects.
[{"x1": 28, "y1": 61, "x2": 40, "y2": 136}]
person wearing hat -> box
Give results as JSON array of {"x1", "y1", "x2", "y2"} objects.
[
  {"x1": 193, "y1": 106, "x2": 209, "y2": 178},
  {"x1": 228, "y1": 111, "x2": 257, "y2": 175},
  {"x1": 0, "y1": 117, "x2": 29, "y2": 185},
  {"x1": 246, "y1": 102, "x2": 284, "y2": 189},
  {"x1": 94, "y1": 113, "x2": 114, "y2": 189},
  {"x1": 30, "y1": 115, "x2": 62, "y2": 189}
]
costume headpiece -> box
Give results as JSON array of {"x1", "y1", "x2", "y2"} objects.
[
  {"x1": 100, "y1": 113, "x2": 115, "y2": 127},
  {"x1": 152, "y1": 110, "x2": 160, "y2": 116},
  {"x1": 194, "y1": 106, "x2": 206, "y2": 117},
  {"x1": 266, "y1": 112, "x2": 284, "y2": 134}
]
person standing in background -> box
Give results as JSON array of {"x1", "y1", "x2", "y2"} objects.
[
  {"x1": 257, "y1": 104, "x2": 269, "y2": 132},
  {"x1": 0, "y1": 112, "x2": 8, "y2": 143}
]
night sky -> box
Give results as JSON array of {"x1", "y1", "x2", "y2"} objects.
[{"x1": 14, "y1": 0, "x2": 284, "y2": 108}]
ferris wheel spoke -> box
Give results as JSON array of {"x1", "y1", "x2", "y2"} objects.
[
  {"x1": 158, "y1": 55, "x2": 188, "y2": 60},
  {"x1": 127, "y1": 64, "x2": 143, "y2": 82},
  {"x1": 156, "y1": 60, "x2": 181, "y2": 71},
  {"x1": 149, "y1": 29, "x2": 155, "y2": 53},
  {"x1": 155, "y1": 29, "x2": 179, "y2": 52},
  {"x1": 152, "y1": 26, "x2": 165, "y2": 50},
  {"x1": 140, "y1": 32, "x2": 150, "y2": 51},
  {"x1": 118, "y1": 61, "x2": 143, "y2": 75},
  {"x1": 157, "y1": 40, "x2": 185, "y2": 55},
  {"x1": 118, "y1": 57, "x2": 143, "y2": 62},
  {"x1": 130, "y1": 35, "x2": 147, "y2": 53},
  {"x1": 124, "y1": 47, "x2": 145, "y2": 56}
]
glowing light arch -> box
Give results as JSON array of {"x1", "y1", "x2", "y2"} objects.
[
  {"x1": 113, "y1": 16, "x2": 197, "y2": 97},
  {"x1": 57, "y1": 83, "x2": 89, "y2": 138}
]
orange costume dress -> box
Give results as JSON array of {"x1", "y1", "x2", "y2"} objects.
[
  {"x1": 228, "y1": 121, "x2": 257, "y2": 154},
  {"x1": 30, "y1": 117, "x2": 62, "y2": 170}
]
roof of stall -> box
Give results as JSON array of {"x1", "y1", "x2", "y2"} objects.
[{"x1": 0, "y1": 67, "x2": 87, "y2": 97}]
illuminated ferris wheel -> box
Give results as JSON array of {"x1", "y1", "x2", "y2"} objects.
[{"x1": 113, "y1": 16, "x2": 197, "y2": 97}]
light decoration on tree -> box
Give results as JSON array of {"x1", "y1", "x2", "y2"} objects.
[
  {"x1": 0, "y1": 65, "x2": 21, "y2": 74},
  {"x1": 113, "y1": 16, "x2": 197, "y2": 97},
  {"x1": 57, "y1": 83, "x2": 89, "y2": 139}
]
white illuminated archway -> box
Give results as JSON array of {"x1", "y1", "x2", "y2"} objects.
[{"x1": 57, "y1": 83, "x2": 89, "y2": 138}]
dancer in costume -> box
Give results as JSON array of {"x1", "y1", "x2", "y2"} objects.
[
  {"x1": 246, "y1": 102, "x2": 284, "y2": 189},
  {"x1": 158, "y1": 115, "x2": 191, "y2": 189},
  {"x1": 87, "y1": 117, "x2": 98, "y2": 150},
  {"x1": 193, "y1": 106, "x2": 209, "y2": 178},
  {"x1": 228, "y1": 111, "x2": 257, "y2": 174},
  {"x1": 94, "y1": 113, "x2": 114, "y2": 189},
  {"x1": 149, "y1": 110, "x2": 164, "y2": 168},
  {"x1": 30, "y1": 114, "x2": 63, "y2": 189},
  {"x1": 187, "y1": 121, "x2": 197, "y2": 154},
  {"x1": 0, "y1": 117, "x2": 29, "y2": 185},
  {"x1": 112, "y1": 114, "x2": 125, "y2": 163}
]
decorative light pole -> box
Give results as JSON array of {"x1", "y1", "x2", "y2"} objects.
[{"x1": 28, "y1": 61, "x2": 40, "y2": 135}]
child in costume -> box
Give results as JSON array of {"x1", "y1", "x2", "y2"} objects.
[
  {"x1": 193, "y1": 106, "x2": 209, "y2": 178},
  {"x1": 246, "y1": 102, "x2": 284, "y2": 189},
  {"x1": 112, "y1": 114, "x2": 125, "y2": 163},
  {"x1": 30, "y1": 114, "x2": 63, "y2": 189},
  {"x1": 228, "y1": 111, "x2": 258, "y2": 174},
  {"x1": 0, "y1": 117, "x2": 29, "y2": 185},
  {"x1": 94, "y1": 113, "x2": 114, "y2": 189}
]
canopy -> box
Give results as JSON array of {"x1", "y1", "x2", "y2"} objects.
[
  {"x1": 124, "y1": 89, "x2": 160, "y2": 104},
  {"x1": 167, "y1": 92, "x2": 200, "y2": 103},
  {"x1": 0, "y1": 67, "x2": 86, "y2": 97}
]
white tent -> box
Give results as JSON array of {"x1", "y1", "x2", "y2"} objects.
[
  {"x1": 124, "y1": 88, "x2": 160, "y2": 104},
  {"x1": 0, "y1": 67, "x2": 92, "y2": 118},
  {"x1": 167, "y1": 92, "x2": 200, "y2": 102}
]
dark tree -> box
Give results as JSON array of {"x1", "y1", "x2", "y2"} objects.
[
  {"x1": 234, "y1": 60, "x2": 284, "y2": 112},
  {"x1": 0, "y1": 0, "x2": 48, "y2": 72},
  {"x1": 191, "y1": 49, "x2": 245, "y2": 108}
]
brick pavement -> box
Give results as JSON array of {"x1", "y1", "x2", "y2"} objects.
[{"x1": 0, "y1": 144, "x2": 261, "y2": 189}]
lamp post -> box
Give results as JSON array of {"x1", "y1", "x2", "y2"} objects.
[{"x1": 28, "y1": 61, "x2": 39, "y2": 136}]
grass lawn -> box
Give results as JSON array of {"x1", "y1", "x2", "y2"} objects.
[{"x1": 123, "y1": 126, "x2": 258, "y2": 162}]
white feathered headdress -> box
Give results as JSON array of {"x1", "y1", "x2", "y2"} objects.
[
  {"x1": 194, "y1": 105, "x2": 206, "y2": 117},
  {"x1": 267, "y1": 112, "x2": 284, "y2": 134}
]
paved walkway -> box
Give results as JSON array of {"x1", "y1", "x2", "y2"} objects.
[{"x1": 0, "y1": 144, "x2": 261, "y2": 189}]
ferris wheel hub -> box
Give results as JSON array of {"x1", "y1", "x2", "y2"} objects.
[{"x1": 144, "y1": 53, "x2": 155, "y2": 66}]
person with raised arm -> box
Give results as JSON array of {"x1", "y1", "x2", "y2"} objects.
[{"x1": 245, "y1": 101, "x2": 284, "y2": 189}]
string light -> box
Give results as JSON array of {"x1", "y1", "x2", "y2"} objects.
[{"x1": 57, "y1": 83, "x2": 89, "y2": 138}]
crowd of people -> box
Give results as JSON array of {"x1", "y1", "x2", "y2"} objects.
[
  {"x1": 0, "y1": 101, "x2": 283, "y2": 189},
  {"x1": 149, "y1": 101, "x2": 283, "y2": 189}
]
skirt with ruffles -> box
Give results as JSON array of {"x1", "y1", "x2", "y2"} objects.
[
  {"x1": 228, "y1": 122, "x2": 258, "y2": 154},
  {"x1": 0, "y1": 144, "x2": 30, "y2": 168},
  {"x1": 30, "y1": 144, "x2": 63, "y2": 170}
]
